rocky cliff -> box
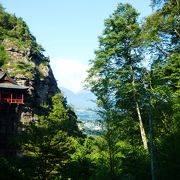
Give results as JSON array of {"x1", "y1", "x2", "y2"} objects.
[
  {"x1": 2, "y1": 41, "x2": 59, "y2": 123},
  {"x1": 0, "y1": 5, "x2": 59, "y2": 124}
]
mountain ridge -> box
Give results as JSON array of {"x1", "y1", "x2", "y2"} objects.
[{"x1": 60, "y1": 87, "x2": 96, "y2": 110}]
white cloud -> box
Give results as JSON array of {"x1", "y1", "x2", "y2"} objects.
[{"x1": 50, "y1": 58, "x2": 89, "y2": 93}]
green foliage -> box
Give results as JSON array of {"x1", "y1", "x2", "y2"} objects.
[
  {"x1": 0, "y1": 157, "x2": 24, "y2": 180},
  {"x1": 19, "y1": 126, "x2": 74, "y2": 178},
  {"x1": 0, "y1": 44, "x2": 9, "y2": 66},
  {"x1": 0, "y1": 7, "x2": 43, "y2": 53},
  {"x1": 87, "y1": 3, "x2": 144, "y2": 116},
  {"x1": 86, "y1": 1, "x2": 180, "y2": 179},
  {"x1": 18, "y1": 93, "x2": 82, "y2": 179},
  {"x1": 64, "y1": 137, "x2": 100, "y2": 180},
  {"x1": 0, "y1": 1, "x2": 179, "y2": 179},
  {"x1": 0, "y1": 3, "x2": 44, "y2": 71},
  {"x1": 0, "y1": 93, "x2": 82, "y2": 179},
  {"x1": 141, "y1": 0, "x2": 180, "y2": 179},
  {"x1": 86, "y1": 3, "x2": 150, "y2": 178},
  {"x1": 49, "y1": 93, "x2": 83, "y2": 137}
]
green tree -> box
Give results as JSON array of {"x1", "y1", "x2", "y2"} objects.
[
  {"x1": 87, "y1": 3, "x2": 148, "y2": 149},
  {"x1": 142, "y1": 0, "x2": 180, "y2": 178},
  {"x1": 86, "y1": 3, "x2": 150, "y2": 179},
  {"x1": 13, "y1": 93, "x2": 82, "y2": 179}
]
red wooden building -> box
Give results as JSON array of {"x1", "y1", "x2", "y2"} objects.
[{"x1": 0, "y1": 72, "x2": 28, "y2": 104}]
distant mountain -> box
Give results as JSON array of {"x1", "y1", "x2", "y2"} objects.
[
  {"x1": 60, "y1": 87, "x2": 100, "y2": 135},
  {"x1": 60, "y1": 87, "x2": 97, "y2": 110}
]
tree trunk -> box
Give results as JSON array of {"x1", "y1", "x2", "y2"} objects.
[
  {"x1": 135, "y1": 100, "x2": 148, "y2": 150},
  {"x1": 147, "y1": 95, "x2": 155, "y2": 180},
  {"x1": 130, "y1": 65, "x2": 148, "y2": 150}
]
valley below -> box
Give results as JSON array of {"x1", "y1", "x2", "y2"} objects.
[
  {"x1": 61, "y1": 87, "x2": 102, "y2": 135},
  {"x1": 75, "y1": 109, "x2": 102, "y2": 135}
]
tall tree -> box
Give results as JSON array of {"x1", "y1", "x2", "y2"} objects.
[
  {"x1": 143, "y1": 0, "x2": 180, "y2": 178},
  {"x1": 85, "y1": 4, "x2": 153, "y2": 179},
  {"x1": 87, "y1": 3, "x2": 148, "y2": 150}
]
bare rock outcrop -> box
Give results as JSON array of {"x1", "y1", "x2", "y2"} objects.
[{"x1": 1, "y1": 39, "x2": 59, "y2": 123}]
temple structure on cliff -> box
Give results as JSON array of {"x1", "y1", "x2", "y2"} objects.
[
  {"x1": 0, "y1": 70, "x2": 28, "y2": 155},
  {"x1": 0, "y1": 71, "x2": 28, "y2": 104}
]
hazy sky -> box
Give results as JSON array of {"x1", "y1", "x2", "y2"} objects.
[{"x1": 0, "y1": 0, "x2": 152, "y2": 93}]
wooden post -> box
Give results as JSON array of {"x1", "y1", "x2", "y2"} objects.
[
  {"x1": 10, "y1": 90, "x2": 13, "y2": 103},
  {"x1": 22, "y1": 93, "x2": 24, "y2": 104}
]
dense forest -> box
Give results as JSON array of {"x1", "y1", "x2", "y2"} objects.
[{"x1": 0, "y1": 0, "x2": 180, "y2": 179}]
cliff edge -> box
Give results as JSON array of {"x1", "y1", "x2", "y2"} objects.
[{"x1": 0, "y1": 5, "x2": 60, "y2": 123}]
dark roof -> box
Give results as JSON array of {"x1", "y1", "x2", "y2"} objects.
[
  {"x1": 0, "y1": 83, "x2": 28, "y2": 89},
  {"x1": 0, "y1": 72, "x2": 17, "y2": 84},
  {"x1": 0, "y1": 72, "x2": 28, "y2": 90}
]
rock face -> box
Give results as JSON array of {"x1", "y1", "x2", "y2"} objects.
[
  {"x1": 2, "y1": 42, "x2": 59, "y2": 123},
  {"x1": 0, "y1": 42, "x2": 60, "y2": 153},
  {"x1": 0, "y1": 6, "x2": 61, "y2": 154}
]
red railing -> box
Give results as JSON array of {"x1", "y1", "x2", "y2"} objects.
[
  {"x1": 0, "y1": 98, "x2": 24, "y2": 104},
  {"x1": 0, "y1": 90, "x2": 25, "y2": 104}
]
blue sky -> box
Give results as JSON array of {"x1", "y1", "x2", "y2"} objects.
[{"x1": 0, "y1": 0, "x2": 152, "y2": 93}]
